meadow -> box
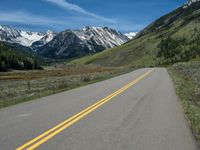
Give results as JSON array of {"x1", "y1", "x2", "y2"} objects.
[{"x1": 0, "y1": 66, "x2": 129, "y2": 109}]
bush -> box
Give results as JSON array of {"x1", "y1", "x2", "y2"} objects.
[
  {"x1": 157, "y1": 34, "x2": 200, "y2": 65},
  {"x1": 81, "y1": 74, "x2": 91, "y2": 82}
]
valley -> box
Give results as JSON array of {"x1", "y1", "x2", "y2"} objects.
[{"x1": 0, "y1": 0, "x2": 200, "y2": 149}]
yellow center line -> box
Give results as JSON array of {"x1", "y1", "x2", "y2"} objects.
[{"x1": 16, "y1": 69, "x2": 154, "y2": 150}]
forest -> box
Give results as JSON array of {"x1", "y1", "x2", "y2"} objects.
[{"x1": 0, "y1": 42, "x2": 42, "y2": 71}]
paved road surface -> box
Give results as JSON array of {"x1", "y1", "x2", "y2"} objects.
[{"x1": 0, "y1": 68, "x2": 198, "y2": 150}]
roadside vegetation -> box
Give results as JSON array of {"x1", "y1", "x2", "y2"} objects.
[
  {"x1": 157, "y1": 32, "x2": 200, "y2": 65},
  {"x1": 0, "y1": 66, "x2": 131, "y2": 109},
  {"x1": 168, "y1": 61, "x2": 200, "y2": 144}
]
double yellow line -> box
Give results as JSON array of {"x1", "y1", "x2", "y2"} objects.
[{"x1": 16, "y1": 69, "x2": 154, "y2": 150}]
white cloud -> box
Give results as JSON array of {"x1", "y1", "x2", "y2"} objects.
[
  {"x1": 44, "y1": 0, "x2": 115, "y2": 23},
  {"x1": 0, "y1": 11, "x2": 67, "y2": 27},
  {"x1": 0, "y1": 11, "x2": 143, "y2": 32}
]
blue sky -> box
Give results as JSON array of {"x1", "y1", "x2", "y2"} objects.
[{"x1": 0, "y1": 0, "x2": 186, "y2": 33}]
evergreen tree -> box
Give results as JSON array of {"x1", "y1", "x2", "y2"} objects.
[{"x1": 0, "y1": 42, "x2": 43, "y2": 72}]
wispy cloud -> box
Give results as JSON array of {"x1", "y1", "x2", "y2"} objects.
[
  {"x1": 0, "y1": 11, "x2": 143, "y2": 32},
  {"x1": 0, "y1": 11, "x2": 69, "y2": 27},
  {"x1": 44, "y1": 0, "x2": 115, "y2": 23}
]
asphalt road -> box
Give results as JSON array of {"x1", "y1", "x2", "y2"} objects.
[{"x1": 0, "y1": 68, "x2": 198, "y2": 150}]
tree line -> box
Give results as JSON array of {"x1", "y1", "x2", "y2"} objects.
[{"x1": 0, "y1": 43, "x2": 42, "y2": 71}]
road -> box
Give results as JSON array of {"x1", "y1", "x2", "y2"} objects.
[{"x1": 0, "y1": 68, "x2": 198, "y2": 150}]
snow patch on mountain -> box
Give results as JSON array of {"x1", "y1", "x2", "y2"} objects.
[
  {"x1": 183, "y1": 0, "x2": 200, "y2": 8},
  {"x1": 44, "y1": 30, "x2": 56, "y2": 43},
  {"x1": 125, "y1": 32, "x2": 138, "y2": 39},
  {"x1": 31, "y1": 30, "x2": 57, "y2": 50},
  {"x1": 20, "y1": 31, "x2": 44, "y2": 45}
]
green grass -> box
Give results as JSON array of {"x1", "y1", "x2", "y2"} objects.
[
  {"x1": 70, "y1": 33, "x2": 159, "y2": 67},
  {"x1": 168, "y1": 63, "x2": 200, "y2": 144}
]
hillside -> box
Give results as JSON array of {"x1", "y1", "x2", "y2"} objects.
[
  {"x1": 70, "y1": 1, "x2": 200, "y2": 67},
  {"x1": 0, "y1": 42, "x2": 42, "y2": 71}
]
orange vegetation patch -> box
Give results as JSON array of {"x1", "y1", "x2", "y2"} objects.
[{"x1": 0, "y1": 67, "x2": 115, "y2": 81}]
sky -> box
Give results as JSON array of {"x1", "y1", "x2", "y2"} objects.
[{"x1": 0, "y1": 0, "x2": 187, "y2": 33}]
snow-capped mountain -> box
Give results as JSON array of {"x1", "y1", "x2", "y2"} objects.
[
  {"x1": 0, "y1": 25, "x2": 131, "y2": 59},
  {"x1": 125, "y1": 32, "x2": 138, "y2": 39},
  {"x1": 73, "y1": 26, "x2": 129, "y2": 49},
  {"x1": 0, "y1": 25, "x2": 56, "y2": 47},
  {"x1": 39, "y1": 26, "x2": 129, "y2": 58}
]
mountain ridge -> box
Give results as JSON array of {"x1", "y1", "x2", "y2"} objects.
[
  {"x1": 0, "y1": 25, "x2": 56, "y2": 47},
  {"x1": 0, "y1": 25, "x2": 136, "y2": 59},
  {"x1": 38, "y1": 26, "x2": 130, "y2": 59}
]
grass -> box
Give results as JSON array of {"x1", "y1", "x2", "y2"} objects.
[
  {"x1": 168, "y1": 61, "x2": 200, "y2": 144},
  {"x1": 69, "y1": 33, "x2": 158, "y2": 67},
  {"x1": 0, "y1": 66, "x2": 133, "y2": 109}
]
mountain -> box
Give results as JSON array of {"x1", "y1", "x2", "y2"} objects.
[
  {"x1": 38, "y1": 26, "x2": 129, "y2": 59},
  {"x1": 125, "y1": 32, "x2": 138, "y2": 39},
  {"x1": 0, "y1": 25, "x2": 56, "y2": 48},
  {"x1": 0, "y1": 25, "x2": 130, "y2": 59},
  {"x1": 70, "y1": 0, "x2": 200, "y2": 67}
]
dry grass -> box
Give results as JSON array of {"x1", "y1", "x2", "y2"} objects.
[
  {"x1": 0, "y1": 66, "x2": 129, "y2": 109},
  {"x1": 0, "y1": 67, "x2": 113, "y2": 80}
]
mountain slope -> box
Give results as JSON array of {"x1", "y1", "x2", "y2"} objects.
[
  {"x1": 38, "y1": 30, "x2": 91, "y2": 59},
  {"x1": 70, "y1": 0, "x2": 200, "y2": 67},
  {"x1": 38, "y1": 26, "x2": 129, "y2": 59},
  {"x1": 31, "y1": 30, "x2": 57, "y2": 50}
]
